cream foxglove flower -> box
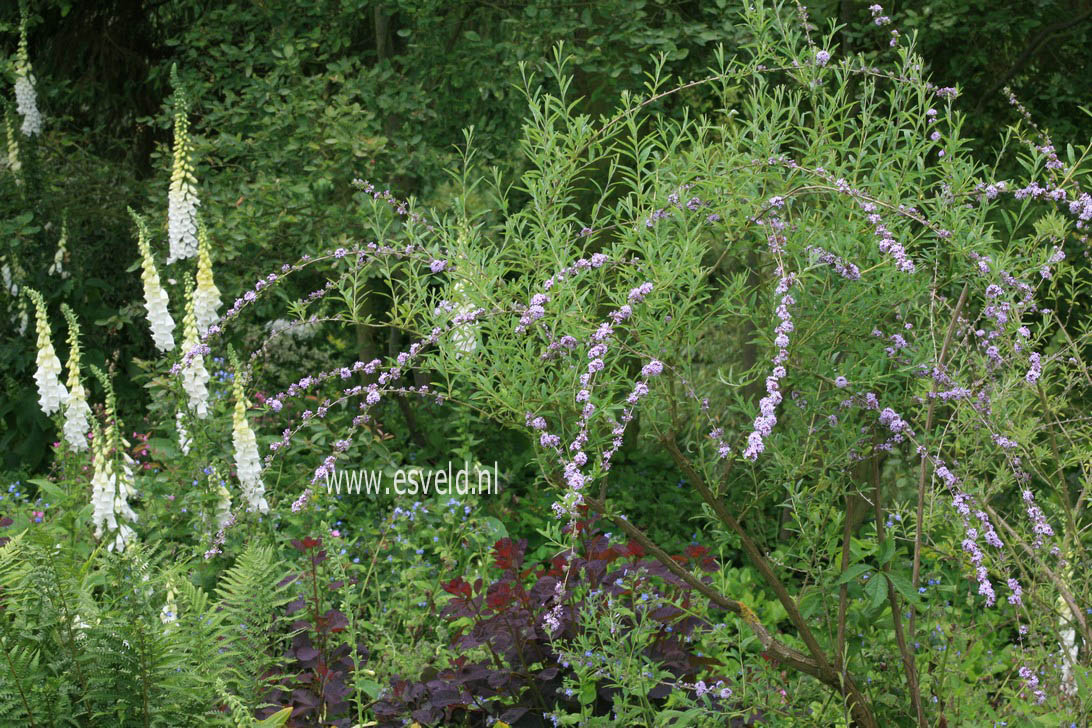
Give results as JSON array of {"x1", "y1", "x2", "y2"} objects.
[
  {"x1": 167, "y1": 68, "x2": 199, "y2": 263},
  {"x1": 193, "y1": 219, "x2": 221, "y2": 335},
  {"x1": 114, "y1": 447, "x2": 139, "y2": 550},
  {"x1": 232, "y1": 376, "x2": 269, "y2": 513},
  {"x1": 180, "y1": 284, "x2": 210, "y2": 417},
  {"x1": 60, "y1": 305, "x2": 91, "y2": 451},
  {"x1": 449, "y1": 281, "x2": 479, "y2": 357},
  {"x1": 13, "y1": 16, "x2": 41, "y2": 137},
  {"x1": 90, "y1": 424, "x2": 119, "y2": 541},
  {"x1": 27, "y1": 288, "x2": 67, "y2": 415},
  {"x1": 131, "y1": 210, "x2": 175, "y2": 351},
  {"x1": 48, "y1": 218, "x2": 69, "y2": 279},
  {"x1": 214, "y1": 481, "x2": 233, "y2": 530},
  {"x1": 4, "y1": 114, "x2": 22, "y2": 182},
  {"x1": 89, "y1": 368, "x2": 139, "y2": 552},
  {"x1": 2, "y1": 262, "x2": 14, "y2": 296},
  {"x1": 160, "y1": 581, "x2": 178, "y2": 626},
  {"x1": 175, "y1": 411, "x2": 191, "y2": 455}
]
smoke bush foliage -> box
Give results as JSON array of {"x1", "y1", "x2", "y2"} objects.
[{"x1": 6, "y1": 1, "x2": 1092, "y2": 726}]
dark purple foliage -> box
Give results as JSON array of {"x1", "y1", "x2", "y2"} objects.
[{"x1": 373, "y1": 517, "x2": 742, "y2": 726}]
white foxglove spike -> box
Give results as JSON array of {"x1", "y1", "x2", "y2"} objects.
[
  {"x1": 14, "y1": 16, "x2": 41, "y2": 137},
  {"x1": 89, "y1": 367, "x2": 139, "y2": 552},
  {"x1": 131, "y1": 210, "x2": 176, "y2": 352},
  {"x1": 180, "y1": 285, "x2": 210, "y2": 417},
  {"x1": 167, "y1": 69, "x2": 199, "y2": 263},
  {"x1": 61, "y1": 305, "x2": 91, "y2": 450},
  {"x1": 193, "y1": 220, "x2": 221, "y2": 335},
  {"x1": 28, "y1": 289, "x2": 67, "y2": 416},
  {"x1": 232, "y1": 376, "x2": 269, "y2": 513}
]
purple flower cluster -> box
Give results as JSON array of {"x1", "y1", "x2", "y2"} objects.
[
  {"x1": 708, "y1": 427, "x2": 731, "y2": 460},
  {"x1": 743, "y1": 269, "x2": 796, "y2": 460},
  {"x1": 1025, "y1": 352, "x2": 1042, "y2": 384},
  {"x1": 262, "y1": 306, "x2": 487, "y2": 491},
  {"x1": 203, "y1": 512, "x2": 236, "y2": 560},
  {"x1": 1022, "y1": 489, "x2": 1055, "y2": 549},
  {"x1": 173, "y1": 241, "x2": 441, "y2": 375},
  {"x1": 517, "y1": 253, "x2": 611, "y2": 335},
  {"x1": 352, "y1": 179, "x2": 435, "y2": 231},
  {"x1": 643, "y1": 185, "x2": 709, "y2": 228},
  {"x1": 806, "y1": 246, "x2": 861, "y2": 280},
  {"x1": 1018, "y1": 665, "x2": 1046, "y2": 704}
]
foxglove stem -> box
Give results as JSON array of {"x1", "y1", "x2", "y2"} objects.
[
  {"x1": 180, "y1": 283, "x2": 210, "y2": 418},
  {"x1": 60, "y1": 304, "x2": 91, "y2": 450},
  {"x1": 27, "y1": 288, "x2": 67, "y2": 416},
  {"x1": 13, "y1": 14, "x2": 41, "y2": 137},
  {"x1": 232, "y1": 373, "x2": 269, "y2": 513},
  {"x1": 192, "y1": 219, "x2": 222, "y2": 335},
  {"x1": 131, "y1": 210, "x2": 176, "y2": 352},
  {"x1": 167, "y1": 67, "x2": 199, "y2": 263}
]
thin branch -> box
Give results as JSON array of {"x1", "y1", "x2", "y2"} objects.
[
  {"x1": 981, "y1": 502, "x2": 1092, "y2": 648},
  {"x1": 872, "y1": 452, "x2": 926, "y2": 728},
  {"x1": 661, "y1": 436, "x2": 878, "y2": 728},
  {"x1": 910, "y1": 283, "x2": 968, "y2": 643}
]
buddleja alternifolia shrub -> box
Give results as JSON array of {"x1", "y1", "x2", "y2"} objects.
[{"x1": 16, "y1": 1, "x2": 1092, "y2": 726}]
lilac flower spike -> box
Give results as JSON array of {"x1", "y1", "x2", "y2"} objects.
[{"x1": 743, "y1": 268, "x2": 796, "y2": 460}]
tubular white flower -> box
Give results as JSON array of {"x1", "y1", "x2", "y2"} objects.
[
  {"x1": 89, "y1": 371, "x2": 139, "y2": 552},
  {"x1": 28, "y1": 289, "x2": 67, "y2": 416},
  {"x1": 167, "y1": 73, "x2": 199, "y2": 263},
  {"x1": 215, "y1": 482, "x2": 233, "y2": 530},
  {"x1": 48, "y1": 219, "x2": 69, "y2": 279},
  {"x1": 192, "y1": 221, "x2": 221, "y2": 335},
  {"x1": 175, "y1": 411, "x2": 191, "y2": 455},
  {"x1": 61, "y1": 306, "x2": 91, "y2": 450},
  {"x1": 105, "y1": 440, "x2": 139, "y2": 553},
  {"x1": 449, "y1": 281, "x2": 479, "y2": 357},
  {"x1": 1058, "y1": 569, "x2": 1078, "y2": 696},
  {"x1": 4, "y1": 114, "x2": 22, "y2": 182},
  {"x1": 160, "y1": 582, "x2": 178, "y2": 626},
  {"x1": 90, "y1": 430, "x2": 119, "y2": 543},
  {"x1": 13, "y1": 19, "x2": 41, "y2": 137},
  {"x1": 180, "y1": 286, "x2": 210, "y2": 417},
  {"x1": 232, "y1": 377, "x2": 269, "y2": 513},
  {"x1": 2, "y1": 263, "x2": 13, "y2": 296},
  {"x1": 132, "y1": 211, "x2": 176, "y2": 351}
]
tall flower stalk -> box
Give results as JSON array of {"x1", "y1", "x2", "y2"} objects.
[
  {"x1": 13, "y1": 7, "x2": 42, "y2": 137},
  {"x1": 167, "y1": 66, "x2": 199, "y2": 263},
  {"x1": 27, "y1": 287, "x2": 67, "y2": 416},
  {"x1": 60, "y1": 304, "x2": 91, "y2": 451},
  {"x1": 89, "y1": 366, "x2": 138, "y2": 552},
  {"x1": 232, "y1": 363, "x2": 269, "y2": 514},
  {"x1": 192, "y1": 217, "x2": 221, "y2": 335},
  {"x1": 48, "y1": 216, "x2": 69, "y2": 278},
  {"x1": 4, "y1": 113, "x2": 22, "y2": 183},
  {"x1": 180, "y1": 281, "x2": 210, "y2": 417},
  {"x1": 131, "y1": 209, "x2": 176, "y2": 352}
]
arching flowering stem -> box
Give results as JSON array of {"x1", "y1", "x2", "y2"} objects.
[
  {"x1": 260, "y1": 307, "x2": 492, "y2": 499},
  {"x1": 172, "y1": 241, "x2": 444, "y2": 375},
  {"x1": 743, "y1": 268, "x2": 796, "y2": 461},
  {"x1": 352, "y1": 179, "x2": 437, "y2": 233},
  {"x1": 521, "y1": 281, "x2": 657, "y2": 521}
]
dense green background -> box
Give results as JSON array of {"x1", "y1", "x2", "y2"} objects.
[{"x1": 3, "y1": 1, "x2": 1090, "y2": 474}]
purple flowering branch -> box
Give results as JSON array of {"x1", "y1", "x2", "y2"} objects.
[
  {"x1": 172, "y1": 241, "x2": 446, "y2": 375},
  {"x1": 522, "y1": 280, "x2": 659, "y2": 521},
  {"x1": 743, "y1": 268, "x2": 796, "y2": 460}
]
